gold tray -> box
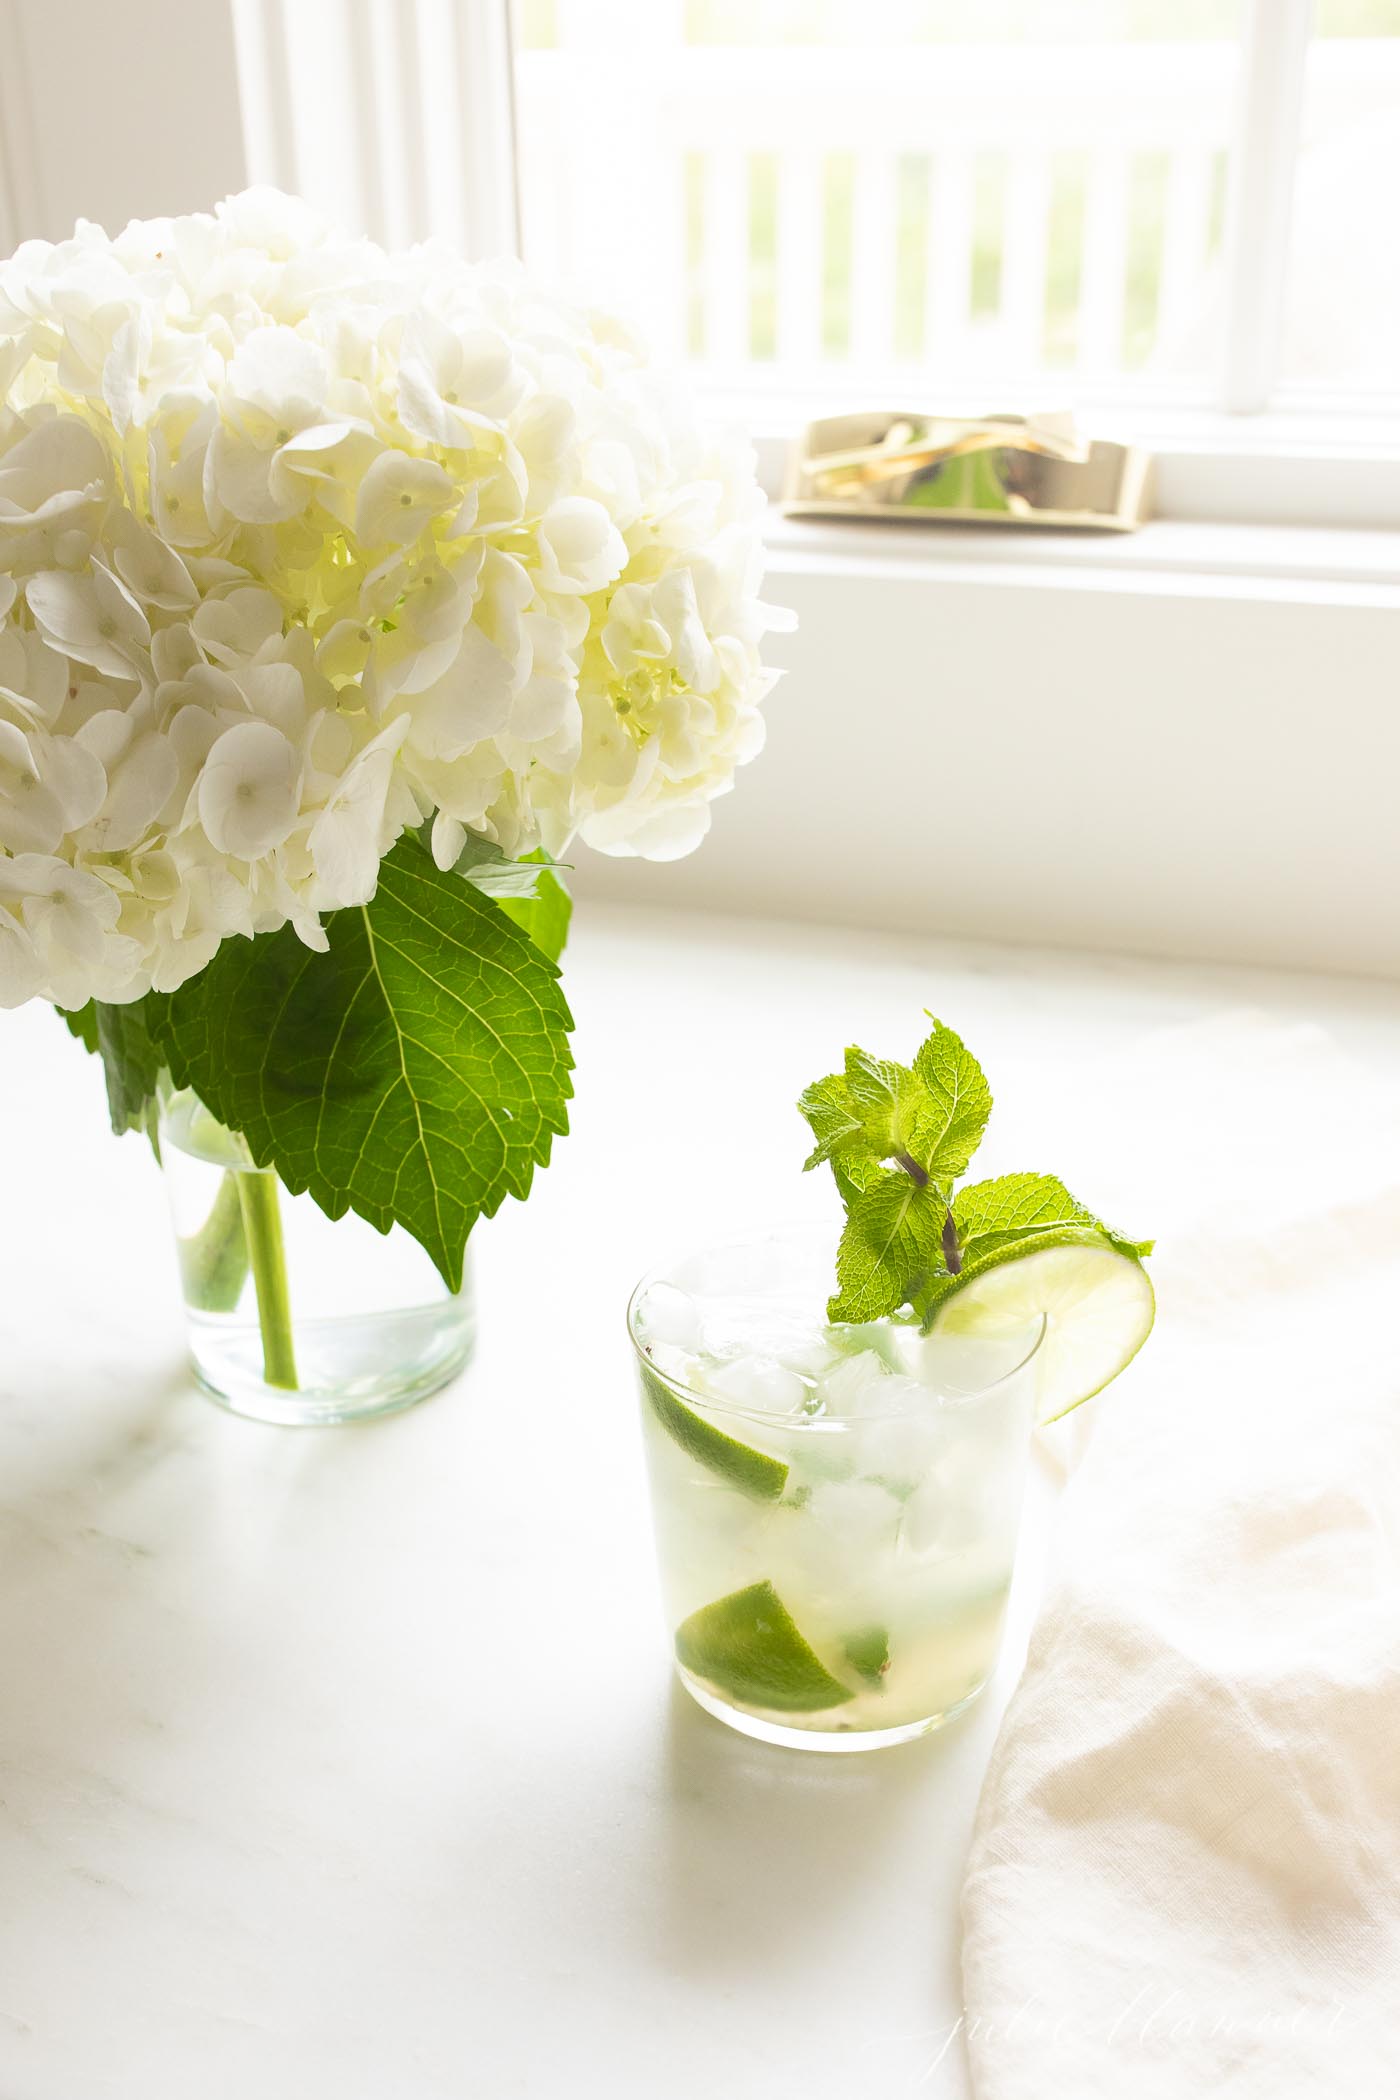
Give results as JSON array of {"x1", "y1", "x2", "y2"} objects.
[{"x1": 783, "y1": 411, "x2": 1153, "y2": 532}]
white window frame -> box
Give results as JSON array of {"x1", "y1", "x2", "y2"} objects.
[
  {"x1": 506, "y1": 0, "x2": 1400, "y2": 536},
  {"x1": 2, "y1": 0, "x2": 1393, "y2": 538},
  {"x1": 1220, "y1": 0, "x2": 1311, "y2": 417},
  {"x1": 2, "y1": 0, "x2": 1397, "y2": 975}
]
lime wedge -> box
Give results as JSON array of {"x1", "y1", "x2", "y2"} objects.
[
  {"x1": 929, "y1": 1242, "x2": 1155, "y2": 1424},
  {"x1": 675, "y1": 1579, "x2": 854, "y2": 1714},
  {"x1": 640, "y1": 1363, "x2": 789, "y2": 1500}
]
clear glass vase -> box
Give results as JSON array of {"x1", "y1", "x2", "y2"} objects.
[
  {"x1": 630, "y1": 1228, "x2": 1043, "y2": 1752},
  {"x1": 158, "y1": 1085, "x2": 475, "y2": 1426}
]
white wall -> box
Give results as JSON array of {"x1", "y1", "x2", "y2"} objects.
[
  {"x1": 572, "y1": 534, "x2": 1400, "y2": 981},
  {"x1": 0, "y1": 0, "x2": 247, "y2": 246}
]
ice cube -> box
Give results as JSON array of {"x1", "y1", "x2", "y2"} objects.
[
  {"x1": 703, "y1": 1352, "x2": 809, "y2": 1418},
  {"x1": 772, "y1": 1327, "x2": 844, "y2": 1379},
  {"x1": 644, "y1": 1339, "x2": 703, "y2": 1390},
  {"x1": 899, "y1": 1471, "x2": 949, "y2": 1556},
  {"x1": 856, "y1": 1392, "x2": 948, "y2": 1494},
  {"x1": 698, "y1": 1297, "x2": 832, "y2": 1369},
  {"x1": 667, "y1": 1478, "x2": 778, "y2": 1602},
  {"x1": 906, "y1": 1321, "x2": 1042, "y2": 1397},
  {"x1": 815, "y1": 1349, "x2": 894, "y2": 1420},
  {"x1": 637, "y1": 1282, "x2": 703, "y2": 1350},
  {"x1": 903, "y1": 1481, "x2": 1012, "y2": 1563},
  {"x1": 805, "y1": 1477, "x2": 904, "y2": 1554},
  {"x1": 770, "y1": 1476, "x2": 905, "y2": 1621}
]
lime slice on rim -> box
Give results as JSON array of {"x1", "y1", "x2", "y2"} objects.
[
  {"x1": 675, "y1": 1580, "x2": 855, "y2": 1714},
  {"x1": 928, "y1": 1242, "x2": 1155, "y2": 1425}
]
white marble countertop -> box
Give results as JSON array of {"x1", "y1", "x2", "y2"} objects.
[{"x1": 3, "y1": 905, "x2": 1398, "y2": 2100}]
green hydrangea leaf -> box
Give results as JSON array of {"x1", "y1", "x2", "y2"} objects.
[
  {"x1": 153, "y1": 830, "x2": 574, "y2": 1291},
  {"x1": 59, "y1": 1001, "x2": 99, "y2": 1052},
  {"x1": 59, "y1": 996, "x2": 163, "y2": 1136},
  {"x1": 445, "y1": 826, "x2": 557, "y2": 899},
  {"x1": 498, "y1": 860, "x2": 573, "y2": 965},
  {"x1": 441, "y1": 831, "x2": 573, "y2": 963},
  {"x1": 97, "y1": 1001, "x2": 165, "y2": 1136}
]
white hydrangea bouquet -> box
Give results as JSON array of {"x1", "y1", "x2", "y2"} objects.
[{"x1": 0, "y1": 188, "x2": 786, "y2": 1413}]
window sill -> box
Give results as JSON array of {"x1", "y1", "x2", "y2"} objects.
[
  {"x1": 612, "y1": 494, "x2": 1400, "y2": 981},
  {"x1": 762, "y1": 510, "x2": 1400, "y2": 606},
  {"x1": 739, "y1": 400, "x2": 1400, "y2": 536}
]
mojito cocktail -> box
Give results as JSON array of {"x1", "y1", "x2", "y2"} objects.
[
  {"x1": 631, "y1": 1230, "x2": 1042, "y2": 1750},
  {"x1": 631, "y1": 1008, "x2": 1155, "y2": 1751}
]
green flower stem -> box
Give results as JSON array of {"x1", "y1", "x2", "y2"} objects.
[
  {"x1": 177, "y1": 1171, "x2": 251, "y2": 1314},
  {"x1": 235, "y1": 1168, "x2": 299, "y2": 1390}
]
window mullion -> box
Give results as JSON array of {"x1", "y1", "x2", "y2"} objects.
[
  {"x1": 229, "y1": 0, "x2": 519, "y2": 259},
  {"x1": 455, "y1": 0, "x2": 521, "y2": 260},
  {"x1": 1219, "y1": 0, "x2": 1312, "y2": 416},
  {"x1": 230, "y1": 0, "x2": 300, "y2": 195}
]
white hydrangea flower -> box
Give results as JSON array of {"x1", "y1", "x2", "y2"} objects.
[{"x1": 0, "y1": 187, "x2": 791, "y2": 1008}]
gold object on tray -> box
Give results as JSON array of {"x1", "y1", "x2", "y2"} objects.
[{"x1": 784, "y1": 411, "x2": 1153, "y2": 531}]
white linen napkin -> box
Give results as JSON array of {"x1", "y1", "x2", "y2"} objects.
[{"x1": 960, "y1": 1013, "x2": 1400, "y2": 2096}]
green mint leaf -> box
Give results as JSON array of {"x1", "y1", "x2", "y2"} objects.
[
  {"x1": 842, "y1": 1626, "x2": 891, "y2": 1687},
  {"x1": 915, "y1": 1172, "x2": 1153, "y2": 1325},
  {"x1": 843, "y1": 1046, "x2": 921, "y2": 1151},
  {"x1": 497, "y1": 860, "x2": 572, "y2": 965},
  {"x1": 908, "y1": 1016, "x2": 992, "y2": 1186},
  {"x1": 954, "y1": 1172, "x2": 1153, "y2": 1260},
  {"x1": 799, "y1": 1025, "x2": 990, "y2": 1195},
  {"x1": 830, "y1": 1168, "x2": 948, "y2": 1322},
  {"x1": 154, "y1": 831, "x2": 573, "y2": 1292},
  {"x1": 832, "y1": 1154, "x2": 882, "y2": 1206},
  {"x1": 797, "y1": 1046, "x2": 922, "y2": 1172},
  {"x1": 797, "y1": 1070, "x2": 864, "y2": 1170},
  {"x1": 801, "y1": 1010, "x2": 1150, "y2": 1359}
]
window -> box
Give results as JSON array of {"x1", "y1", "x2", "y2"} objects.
[
  {"x1": 0, "y1": 0, "x2": 1392, "y2": 970},
  {"x1": 1277, "y1": 4, "x2": 1400, "y2": 407},
  {"x1": 3, "y1": 1, "x2": 1392, "y2": 524},
  {"x1": 511, "y1": 0, "x2": 1400, "y2": 518}
]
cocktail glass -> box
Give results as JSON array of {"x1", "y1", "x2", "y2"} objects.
[{"x1": 630, "y1": 1227, "x2": 1043, "y2": 1752}]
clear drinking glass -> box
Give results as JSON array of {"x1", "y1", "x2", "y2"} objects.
[
  {"x1": 159, "y1": 1085, "x2": 475, "y2": 1427},
  {"x1": 630, "y1": 1228, "x2": 1042, "y2": 1752}
]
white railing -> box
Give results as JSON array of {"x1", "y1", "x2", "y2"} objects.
[{"x1": 513, "y1": 26, "x2": 1400, "y2": 401}]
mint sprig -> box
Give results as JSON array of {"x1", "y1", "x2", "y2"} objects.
[{"x1": 799, "y1": 1015, "x2": 1150, "y2": 1327}]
